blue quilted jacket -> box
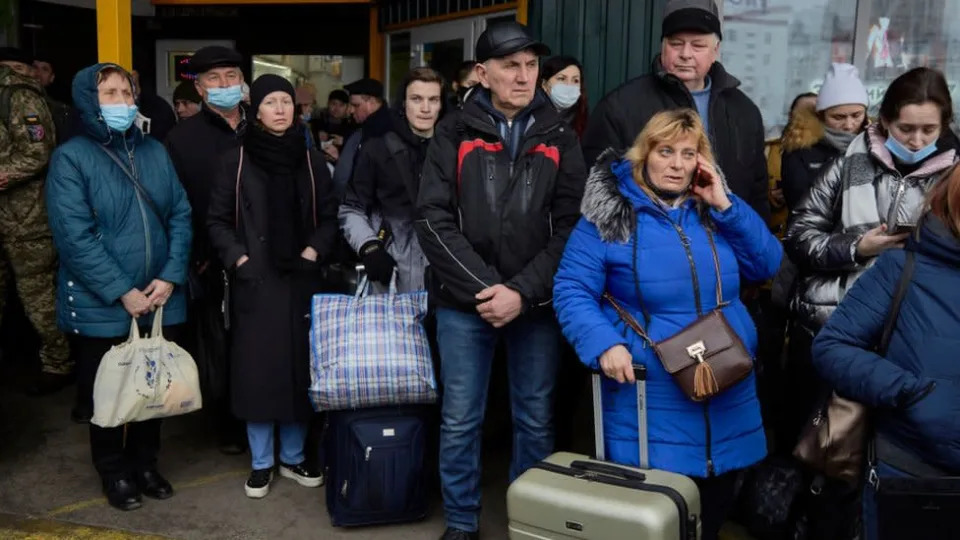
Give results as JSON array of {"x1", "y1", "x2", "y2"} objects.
[
  {"x1": 46, "y1": 63, "x2": 192, "y2": 338},
  {"x1": 813, "y1": 215, "x2": 960, "y2": 473},
  {"x1": 554, "y1": 157, "x2": 782, "y2": 477}
]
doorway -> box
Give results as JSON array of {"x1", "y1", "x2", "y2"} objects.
[{"x1": 386, "y1": 12, "x2": 515, "y2": 103}]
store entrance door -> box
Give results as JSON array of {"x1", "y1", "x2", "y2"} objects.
[
  {"x1": 386, "y1": 12, "x2": 516, "y2": 102},
  {"x1": 409, "y1": 18, "x2": 479, "y2": 84}
]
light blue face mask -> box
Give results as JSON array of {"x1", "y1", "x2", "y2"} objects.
[
  {"x1": 549, "y1": 83, "x2": 581, "y2": 111},
  {"x1": 206, "y1": 84, "x2": 243, "y2": 110},
  {"x1": 885, "y1": 135, "x2": 939, "y2": 165},
  {"x1": 100, "y1": 103, "x2": 139, "y2": 132}
]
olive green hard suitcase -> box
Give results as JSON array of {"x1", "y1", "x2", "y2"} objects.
[{"x1": 507, "y1": 367, "x2": 702, "y2": 539}]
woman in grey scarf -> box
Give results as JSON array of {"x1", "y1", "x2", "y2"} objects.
[{"x1": 781, "y1": 63, "x2": 869, "y2": 210}]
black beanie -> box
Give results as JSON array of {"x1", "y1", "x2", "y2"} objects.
[{"x1": 250, "y1": 74, "x2": 295, "y2": 111}]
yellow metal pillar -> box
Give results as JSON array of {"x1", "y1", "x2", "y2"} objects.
[
  {"x1": 96, "y1": 0, "x2": 132, "y2": 69},
  {"x1": 516, "y1": 0, "x2": 529, "y2": 25}
]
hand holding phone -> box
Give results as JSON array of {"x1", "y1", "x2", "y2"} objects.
[
  {"x1": 691, "y1": 155, "x2": 732, "y2": 212},
  {"x1": 695, "y1": 165, "x2": 712, "y2": 188}
]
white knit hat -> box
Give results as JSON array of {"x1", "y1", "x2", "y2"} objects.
[{"x1": 816, "y1": 63, "x2": 869, "y2": 112}]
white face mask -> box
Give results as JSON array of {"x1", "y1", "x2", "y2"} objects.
[{"x1": 549, "y1": 83, "x2": 581, "y2": 111}]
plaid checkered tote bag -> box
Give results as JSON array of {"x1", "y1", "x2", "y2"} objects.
[{"x1": 309, "y1": 270, "x2": 437, "y2": 411}]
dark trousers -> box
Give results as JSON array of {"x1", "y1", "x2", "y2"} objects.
[
  {"x1": 76, "y1": 324, "x2": 185, "y2": 483},
  {"x1": 694, "y1": 472, "x2": 739, "y2": 540}
]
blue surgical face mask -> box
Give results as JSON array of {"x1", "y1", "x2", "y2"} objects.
[
  {"x1": 884, "y1": 135, "x2": 939, "y2": 165},
  {"x1": 100, "y1": 103, "x2": 139, "y2": 132},
  {"x1": 206, "y1": 84, "x2": 243, "y2": 110},
  {"x1": 549, "y1": 83, "x2": 581, "y2": 111}
]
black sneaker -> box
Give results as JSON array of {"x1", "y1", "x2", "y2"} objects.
[
  {"x1": 440, "y1": 528, "x2": 479, "y2": 540},
  {"x1": 244, "y1": 468, "x2": 273, "y2": 499},
  {"x1": 278, "y1": 462, "x2": 323, "y2": 488},
  {"x1": 71, "y1": 401, "x2": 93, "y2": 424}
]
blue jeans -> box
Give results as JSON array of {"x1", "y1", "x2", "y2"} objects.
[
  {"x1": 436, "y1": 307, "x2": 561, "y2": 533},
  {"x1": 246, "y1": 422, "x2": 308, "y2": 471}
]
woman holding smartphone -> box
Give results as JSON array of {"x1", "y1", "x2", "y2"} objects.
[
  {"x1": 554, "y1": 108, "x2": 782, "y2": 540},
  {"x1": 785, "y1": 67, "x2": 959, "y2": 339}
]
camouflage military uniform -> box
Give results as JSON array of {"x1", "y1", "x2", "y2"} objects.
[{"x1": 0, "y1": 65, "x2": 70, "y2": 375}]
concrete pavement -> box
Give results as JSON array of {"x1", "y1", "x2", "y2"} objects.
[{"x1": 0, "y1": 381, "x2": 511, "y2": 539}]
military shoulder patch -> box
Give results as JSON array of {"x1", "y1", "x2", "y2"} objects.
[{"x1": 23, "y1": 114, "x2": 45, "y2": 142}]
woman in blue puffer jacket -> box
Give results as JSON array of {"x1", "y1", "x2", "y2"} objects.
[
  {"x1": 46, "y1": 63, "x2": 192, "y2": 512},
  {"x1": 554, "y1": 109, "x2": 782, "y2": 540},
  {"x1": 812, "y1": 164, "x2": 960, "y2": 540}
]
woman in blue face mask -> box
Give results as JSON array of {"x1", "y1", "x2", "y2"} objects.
[
  {"x1": 786, "y1": 67, "x2": 959, "y2": 337},
  {"x1": 540, "y1": 56, "x2": 589, "y2": 139},
  {"x1": 44, "y1": 64, "x2": 193, "y2": 511}
]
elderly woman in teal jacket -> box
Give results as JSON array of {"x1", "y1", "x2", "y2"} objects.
[{"x1": 46, "y1": 63, "x2": 192, "y2": 512}]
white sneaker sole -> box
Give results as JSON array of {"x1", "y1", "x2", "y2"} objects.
[
  {"x1": 279, "y1": 466, "x2": 323, "y2": 488},
  {"x1": 244, "y1": 472, "x2": 272, "y2": 499}
]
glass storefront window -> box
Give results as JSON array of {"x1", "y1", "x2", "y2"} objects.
[
  {"x1": 855, "y1": 0, "x2": 960, "y2": 117},
  {"x1": 720, "y1": 0, "x2": 857, "y2": 136},
  {"x1": 252, "y1": 55, "x2": 365, "y2": 111},
  {"x1": 721, "y1": 0, "x2": 960, "y2": 134}
]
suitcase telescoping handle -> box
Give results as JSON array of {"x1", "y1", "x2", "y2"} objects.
[{"x1": 593, "y1": 365, "x2": 648, "y2": 469}]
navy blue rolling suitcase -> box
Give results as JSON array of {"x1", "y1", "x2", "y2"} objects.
[{"x1": 324, "y1": 405, "x2": 430, "y2": 526}]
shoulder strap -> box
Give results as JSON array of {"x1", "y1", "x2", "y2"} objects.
[
  {"x1": 306, "y1": 149, "x2": 317, "y2": 227},
  {"x1": 878, "y1": 250, "x2": 916, "y2": 355},
  {"x1": 234, "y1": 147, "x2": 244, "y2": 230},
  {"x1": 95, "y1": 144, "x2": 166, "y2": 225},
  {"x1": 0, "y1": 84, "x2": 43, "y2": 128},
  {"x1": 603, "y1": 292, "x2": 654, "y2": 347}
]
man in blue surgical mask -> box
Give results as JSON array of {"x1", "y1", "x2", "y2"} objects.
[{"x1": 164, "y1": 45, "x2": 249, "y2": 456}]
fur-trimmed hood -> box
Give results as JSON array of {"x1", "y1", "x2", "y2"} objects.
[
  {"x1": 581, "y1": 150, "x2": 730, "y2": 244},
  {"x1": 781, "y1": 106, "x2": 824, "y2": 153}
]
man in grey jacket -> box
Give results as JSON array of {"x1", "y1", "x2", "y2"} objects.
[{"x1": 338, "y1": 68, "x2": 444, "y2": 292}]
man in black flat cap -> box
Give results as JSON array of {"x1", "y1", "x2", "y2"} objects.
[
  {"x1": 329, "y1": 77, "x2": 392, "y2": 196},
  {"x1": 583, "y1": 0, "x2": 769, "y2": 220},
  {"x1": 415, "y1": 21, "x2": 586, "y2": 540},
  {"x1": 165, "y1": 45, "x2": 248, "y2": 455}
]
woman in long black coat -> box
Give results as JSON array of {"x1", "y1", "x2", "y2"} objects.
[{"x1": 208, "y1": 74, "x2": 338, "y2": 499}]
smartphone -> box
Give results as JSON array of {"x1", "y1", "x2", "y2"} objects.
[
  {"x1": 890, "y1": 223, "x2": 917, "y2": 236},
  {"x1": 695, "y1": 165, "x2": 711, "y2": 188},
  {"x1": 320, "y1": 140, "x2": 332, "y2": 149}
]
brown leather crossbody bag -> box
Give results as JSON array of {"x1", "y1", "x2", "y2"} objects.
[{"x1": 604, "y1": 222, "x2": 753, "y2": 402}]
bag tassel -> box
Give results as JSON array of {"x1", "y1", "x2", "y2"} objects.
[{"x1": 693, "y1": 360, "x2": 719, "y2": 400}]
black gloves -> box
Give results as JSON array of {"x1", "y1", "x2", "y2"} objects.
[{"x1": 360, "y1": 241, "x2": 396, "y2": 285}]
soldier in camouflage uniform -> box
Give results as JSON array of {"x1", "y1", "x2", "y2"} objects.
[{"x1": 0, "y1": 48, "x2": 71, "y2": 392}]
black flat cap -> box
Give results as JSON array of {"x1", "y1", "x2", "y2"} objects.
[
  {"x1": 475, "y1": 22, "x2": 549, "y2": 63},
  {"x1": 344, "y1": 78, "x2": 384, "y2": 99},
  {"x1": 662, "y1": 0, "x2": 723, "y2": 40},
  {"x1": 188, "y1": 46, "x2": 243, "y2": 74},
  {"x1": 0, "y1": 47, "x2": 34, "y2": 66}
]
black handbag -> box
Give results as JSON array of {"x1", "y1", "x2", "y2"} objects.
[{"x1": 869, "y1": 435, "x2": 960, "y2": 539}]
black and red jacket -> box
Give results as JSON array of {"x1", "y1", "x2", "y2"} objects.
[{"x1": 415, "y1": 88, "x2": 586, "y2": 312}]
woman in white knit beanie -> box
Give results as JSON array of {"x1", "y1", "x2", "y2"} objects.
[{"x1": 780, "y1": 63, "x2": 869, "y2": 209}]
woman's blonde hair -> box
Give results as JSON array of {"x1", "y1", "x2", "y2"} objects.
[{"x1": 625, "y1": 109, "x2": 717, "y2": 199}]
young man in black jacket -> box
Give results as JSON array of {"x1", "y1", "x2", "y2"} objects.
[
  {"x1": 582, "y1": 0, "x2": 770, "y2": 221},
  {"x1": 415, "y1": 22, "x2": 586, "y2": 540}
]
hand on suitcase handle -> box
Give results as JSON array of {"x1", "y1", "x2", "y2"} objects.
[{"x1": 599, "y1": 345, "x2": 636, "y2": 384}]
